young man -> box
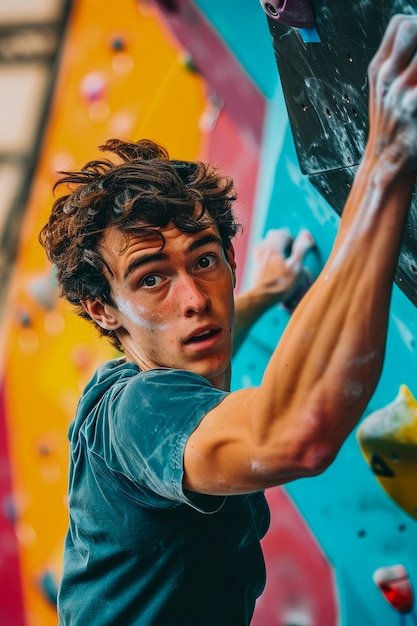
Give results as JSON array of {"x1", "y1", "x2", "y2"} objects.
[{"x1": 40, "y1": 14, "x2": 417, "y2": 625}]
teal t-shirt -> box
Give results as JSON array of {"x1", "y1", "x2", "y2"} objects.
[{"x1": 58, "y1": 359, "x2": 270, "y2": 625}]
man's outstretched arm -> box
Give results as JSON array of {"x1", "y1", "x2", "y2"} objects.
[{"x1": 184, "y1": 14, "x2": 417, "y2": 495}]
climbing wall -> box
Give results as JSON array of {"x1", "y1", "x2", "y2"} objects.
[{"x1": 2, "y1": 1, "x2": 417, "y2": 625}]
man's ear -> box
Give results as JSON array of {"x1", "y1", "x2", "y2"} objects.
[
  {"x1": 226, "y1": 244, "x2": 237, "y2": 287},
  {"x1": 81, "y1": 298, "x2": 120, "y2": 330}
]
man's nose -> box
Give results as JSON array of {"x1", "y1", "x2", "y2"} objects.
[{"x1": 179, "y1": 275, "x2": 210, "y2": 315}]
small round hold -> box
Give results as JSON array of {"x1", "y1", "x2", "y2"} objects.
[
  {"x1": 17, "y1": 309, "x2": 31, "y2": 327},
  {"x1": 111, "y1": 37, "x2": 126, "y2": 52},
  {"x1": 181, "y1": 51, "x2": 200, "y2": 74},
  {"x1": 80, "y1": 71, "x2": 107, "y2": 103}
]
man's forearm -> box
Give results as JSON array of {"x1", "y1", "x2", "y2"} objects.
[
  {"x1": 233, "y1": 289, "x2": 278, "y2": 356},
  {"x1": 256, "y1": 163, "x2": 416, "y2": 470}
]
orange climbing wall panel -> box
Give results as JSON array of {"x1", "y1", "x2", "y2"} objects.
[{"x1": 1, "y1": 1, "x2": 206, "y2": 624}]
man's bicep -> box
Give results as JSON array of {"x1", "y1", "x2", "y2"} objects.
[
  {"x1": 182, "y1": 387, "x2": 298, "y2": 496},
  {"x1": 183, "y1": 388, "x2": 252, "y2": 495}
]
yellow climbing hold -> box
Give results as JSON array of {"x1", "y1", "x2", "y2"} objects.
[{"x1": 357, "y1": 385, "x2": 417, "y2": 521}]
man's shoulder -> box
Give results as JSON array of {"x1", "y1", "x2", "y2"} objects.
[{"x1": 77, "y1": 362, "x2": 226, "y2": 426}]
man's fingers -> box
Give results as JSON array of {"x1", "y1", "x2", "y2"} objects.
[
  {"x1": 370, "y1": 15, "x2": 417, "y2": 91},
  {"x1": 251, "y1": 228, "x2": 293, "y2": 277},
  {"x1": 287, "y1": 229, "x2": 315, "y2": 272},
  {"x1": 371, "y1": 15, "x2": 417, "y2": 72},
  {"x1": 263, "y1": 228, "x2": 293, "y2": 252},
  {"x1": 250, "y1": 228, "x2": 314, "y2": 292}
]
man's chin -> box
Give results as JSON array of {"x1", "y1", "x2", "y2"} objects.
[{"x1": 203, "y1": 362, "x2": 232, "y2": 392}]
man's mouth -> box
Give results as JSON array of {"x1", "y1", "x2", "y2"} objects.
[{"x1": 184, "y1": 328, "x2": 221, "y2": 344}]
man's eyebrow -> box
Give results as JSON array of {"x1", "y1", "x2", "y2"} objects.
[
  {"x1": 123, "y1": 252, "x2": 167, "y2": 282},
  {"x1": 187, "y1": 234, "x2": 223, "y2": 254}
]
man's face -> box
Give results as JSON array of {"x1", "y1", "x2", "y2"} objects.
[{"x1": 94, "y1": 220, "x2": 236, "y2": 390}]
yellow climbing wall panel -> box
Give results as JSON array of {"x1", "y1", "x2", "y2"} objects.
[{"x1": 2, "y1": 1, "x2": 206, "y2": 624}]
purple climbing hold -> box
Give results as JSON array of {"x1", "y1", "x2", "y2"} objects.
[{"x1": 259, "y1": 0, "x2": 315, "y2": 29}]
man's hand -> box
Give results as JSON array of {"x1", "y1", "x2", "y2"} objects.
[
  {"x1": 250, "y1": 228, "x2": 315, "y2": 309},
  {"x1": 366, "y1": 14, "x2": 417, "y2": 178},
  {"x1": 233, "y1": 228, "x2": 315, "y2": 354}
]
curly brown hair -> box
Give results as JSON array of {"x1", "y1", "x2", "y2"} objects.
[{"x1": 39, "y1": 138, "x2": 240, "y2": 349}]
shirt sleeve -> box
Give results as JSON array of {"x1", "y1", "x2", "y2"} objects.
[{"x1": 102, "y1": 368, "x2": 228, "y2": 512}]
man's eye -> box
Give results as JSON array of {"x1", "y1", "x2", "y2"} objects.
[
  {"x1": 197, "y1": 254, "x2": 216, "y2": 269},
  {"x1": 141, "y1": 275, "x2": 162, "y2": 288}
]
